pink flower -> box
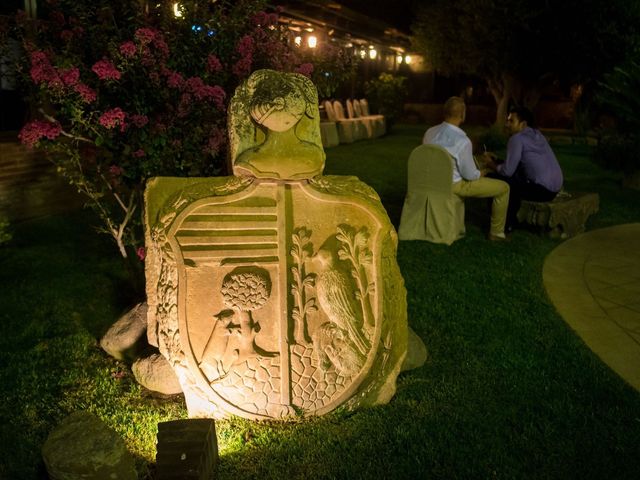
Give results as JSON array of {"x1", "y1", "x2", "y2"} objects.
[
  {"x1": 109, "y1": 164, "x2": 123, "y2": 176},
  {"x1": 92, "y1": 59, "x2": 121, "y2": 81},
  {"x1": 119, "y1": 41, "x2": 137, "y2": 58},
  {"x1": 130, "y1": 114, "x2": 148, "y2": 128},
  {"x1": 177, "y1": 93, "x2": 193, "y2": 118},
  {"x1": 49, "y1": 11, "x2": 65, "y2": 27},
  {"x1": 206, "y1": 54, "x2": 223, "y2": 74},
  {"x1": 236, "y1": 35, "x2": 255, "y2": 57},
  {"x1": 205, "y1": 127, "x2": 226, "y2": 155},
  {"x1": 59, "y1": 67, "x2": 79, "y2": 86},
  {"x1": 166, "y1": 71, "x2": 184, "y2": 89},
  {"x1": 99, "y1": 107, "x2": 127, "y2": 131},
  {"x1": 232, "y1": 56, "x2": 252, "y2": 78},
  {"x1": 18, "y1": 120, "x2": 62, "y2": 148},
  {"x1": 60, "y1": 30, "x2": 74, "y2": 42},
  {"x1": 153, "y1": 36, "x2": 170, "y2": 58},
  {"x1": 74, "y1": 83, "x2": 96, "y2": 103},
  {"x1": 134, "y1": 28, "x2": 157, "y2": 45},
  {"x1": 295, "y1": 63, "x2": 314, "y2": 78},
  {"x1": 29, "y1": 51, "x2": 60, "y2": 86},
  {"x1": 252, "y1": 11, "x2": 278, "y2": 26},
  {"x1": 184, "y1": 77, "x2": 226, "y2": 109},
  {"x1": 136, "y1": 247, "x2": 146, "y2": 261},
  {"x1": 132, "y1": 149, "x2": 145, "y2": 158}
]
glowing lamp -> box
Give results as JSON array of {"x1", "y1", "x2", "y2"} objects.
[{"x1": 307, "y1": 35, "x2": 317, "y2": 48}]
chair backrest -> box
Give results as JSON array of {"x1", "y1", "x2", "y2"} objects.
[
  {"x1": 333, "y1": 100, "x2": 347, "y2": 120},
  {"x1": 353, "y1": 99, "x2": 363, "y2": 117},
  {"x1": 359, "y1": 98, "x2": 371, "y2": 116},
  {"x1": 324, "y1": 100, "x2": 337, "y2": 122},
  {"x1": 346, "y1": 99, "x2": 356, "y2": 119},
  {"x1": 407, "y1": 144, "x2": 455, "y2": 195}
]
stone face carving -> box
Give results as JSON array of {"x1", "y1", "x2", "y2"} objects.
[
  {"x1": 145, "y1": 70, "x2": 408, "y2": 420},
  {"x1": 229, "y1": 69, "x2": 325, "y2": 179}
]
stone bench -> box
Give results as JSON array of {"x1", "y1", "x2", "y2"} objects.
[{"x1": 517, "y1": 191, "x2": 599, "y2": 239}]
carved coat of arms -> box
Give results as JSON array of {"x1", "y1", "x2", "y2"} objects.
[{"x1": 145, "y1": 70, "x2": 408, "y2": 420}]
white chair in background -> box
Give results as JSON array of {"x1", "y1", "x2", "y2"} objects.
[
  {"x1": 319, "y1": 101, "x2": 339, "y2": 148},
  {"x1": 357, "y1": 99, "x2": 386, "y2": 137},
  {"x1": 398, "y1": 144, "x2": 465, "y2": 245},
  {"x1": 334, "y1": 100, "x2": 367, "y2": 142}
]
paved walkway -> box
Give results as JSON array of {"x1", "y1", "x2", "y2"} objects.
[{"x1": 543, "y1": 224, "x2": 640, "y2": 391}]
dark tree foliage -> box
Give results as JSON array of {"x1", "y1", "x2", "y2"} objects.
[{"x1": 412, "y1": 0, "x2": 640, "y2": 124}]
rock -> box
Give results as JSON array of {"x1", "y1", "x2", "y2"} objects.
[
  {"x1": 42, "y1": 411, "x2": 136, "y2": 480},
  {"x1": 132, "y1": 353, "x2": 183, "y2": 395},
  {"x1": 100, "y1": 302, "x2": 148, "y2": 360},
  {"x1": 401, "y1": 327, "x2": 428, "y2": 371}
]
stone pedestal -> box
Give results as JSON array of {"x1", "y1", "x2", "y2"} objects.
[{"x1": 518, "y1": 191, "x2": 599, "y2": 239}]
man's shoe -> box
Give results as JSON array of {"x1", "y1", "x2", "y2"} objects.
[{"x1": 488, "y1": 233, "x2": 510, "y2": 242}]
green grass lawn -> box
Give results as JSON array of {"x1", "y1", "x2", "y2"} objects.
[{"x1": 2, "y1": 124, "x2": 640, "y2": 479}]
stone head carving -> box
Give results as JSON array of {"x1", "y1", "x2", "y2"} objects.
[{"x1": 229, "y1": 69, "x2": 325, "y2": 180}]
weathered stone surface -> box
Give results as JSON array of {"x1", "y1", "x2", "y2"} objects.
[
  {"x1": 132, "y1": 353, "x2": 183, "y2": 395},
  {"x1": 144, "y1": 70, "x2": 409, "y2": 420},
  {"x1": 401, "y1": 327, "x2": 428, "y2": 371},
  {"x1": 100, "y1": 302, "x2": 148, "y2": 360},
  {"x1": 517, "y1": 191, "x2": 599, "y2": 239},
  {"x1": 42, "y1": 411, "x2": 136, "y2": 480},
  {"x1": 229, "y1": 69, "x2": 325, "y2": 180}
]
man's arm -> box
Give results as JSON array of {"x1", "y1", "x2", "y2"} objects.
[
  {"x1": 457, "y1": 139, "x2": 481, "y2": 180},
  {"x1": 497, "y1": 135, "x2": 523, "y2": 178}
]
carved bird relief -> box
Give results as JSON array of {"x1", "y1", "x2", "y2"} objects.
[{"x1": 312, "y1": 248, "x2": 370, "y2": 357}]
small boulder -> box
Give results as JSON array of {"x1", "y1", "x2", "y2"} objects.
[
  {"x1": 132, "y1": 353, "x2": 183, "y2": 395},
  {"x1": 100, "y1": 302, "x2": 148, "y2": 360},
  {"x1": 401, "y1": 327, "x2": 428, "y2": 371},
  {"x1": 42, "y1": 411, "x2": 136, "y2": 480}
]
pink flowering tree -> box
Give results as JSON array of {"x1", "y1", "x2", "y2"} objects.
[{"x1": 6, "y1": 0, "x2": 313, "y2": 263}]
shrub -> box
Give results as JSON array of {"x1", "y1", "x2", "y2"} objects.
[
  {"x1": 0, "y1": 216, "x2": 11, "y2": 246},
  {"x1": 594, "y1": 59, "x2": 640, "y2": 176},
  {"x1": 4, "y1": 0, "x2": 311, "y2": 260},
  {"x1": 364, "y1": 73, "x2": 407, "y2": 129},
  {"x1": 594, "y1": 132, "x2": 640, "y2": 175}
]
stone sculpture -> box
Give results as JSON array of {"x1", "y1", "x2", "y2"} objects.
[{"x1": 145, "y1": 69, "x2": 409, "y2": 420}]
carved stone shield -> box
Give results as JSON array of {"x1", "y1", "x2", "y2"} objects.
[{"x1": 145, "y1": 176, "x2": 408, "y2": 420}]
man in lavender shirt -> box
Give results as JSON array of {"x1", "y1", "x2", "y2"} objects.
[{"x1": 486, "y1": 107, "x2": 563, "y2": 232}]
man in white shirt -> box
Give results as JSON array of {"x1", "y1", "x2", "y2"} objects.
[{"x1": 423, "y1": 97, "x2": 510, "y2": 241}]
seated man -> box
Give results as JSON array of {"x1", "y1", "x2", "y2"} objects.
[
  {"x1": 423, "y1": 96, "x2": 510, "y2": 241},
  {"x1": 485, "y1": 106, "x2": 563, "y2": 232}
]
